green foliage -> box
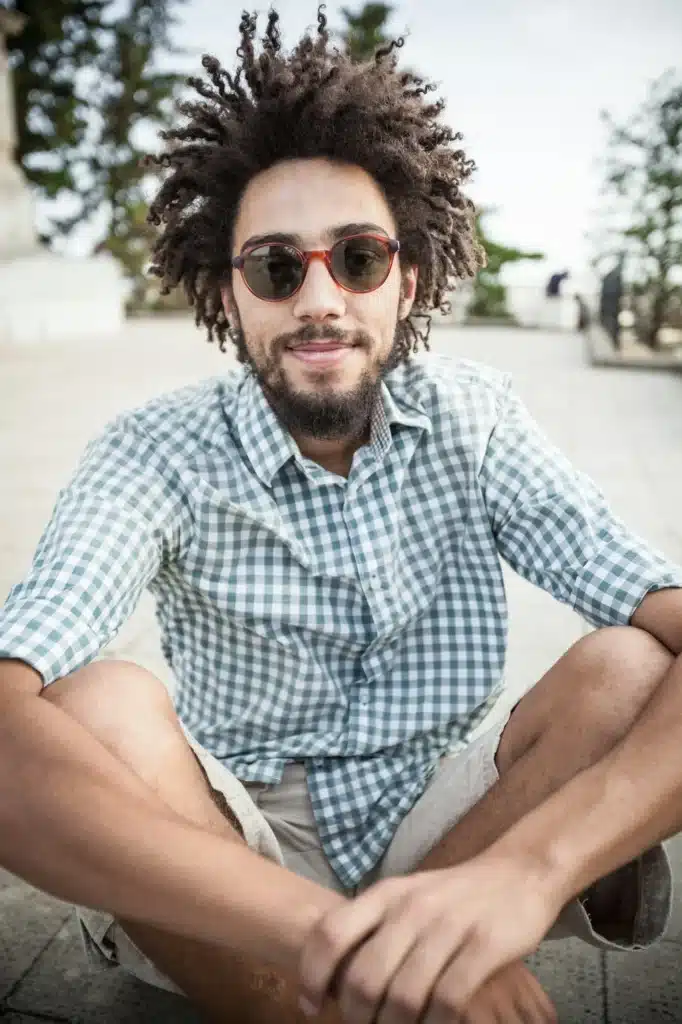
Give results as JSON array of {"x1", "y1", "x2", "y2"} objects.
[
  {"x1": 7, "y1": 0, "x2": 108, "y2": 229},
  {"x1": 89, "y1": 0, "x2": 187, "y2": 307},
  {"x1": 597, "y1": 70, "x2": 682, "y2": 348},
  {"x1": 469, "y1": 211, "x2": 544, "y2": 320},
  {"x1": 7, "y1": 0, "x2": 186, "y2": 305},
  {"x1": 338, "y1": 2, "x2": 393, "y2": 62}
]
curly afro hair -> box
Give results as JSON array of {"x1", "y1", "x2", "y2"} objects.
[{"x1": 145, "y1": 5, "x2": 485, "y2": 363}]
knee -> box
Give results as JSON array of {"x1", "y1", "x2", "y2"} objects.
[
  {"x1": 41, "y1": 659, "x2": 177, "y2": 753},
  {"x1": 565, "y1": 625, "x2": 673, "y2": 730}
]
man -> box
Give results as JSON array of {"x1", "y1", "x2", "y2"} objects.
[
  {"x1": 1, "y1": 8, "x2": 682, "y2": 1024},
  {"x1": 545, "y1": 271, "x2": 569, "y2": 298},
  {"x1": 599, "y1": 256, "x2": 625, "y2": 349}
]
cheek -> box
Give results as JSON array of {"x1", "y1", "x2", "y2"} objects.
[
  {"x1": 357, "y1": 282, "x2": 401, "y2": 338},
  {"x1": 231, "y1": 282, "x2": 279, "y2": 336}
]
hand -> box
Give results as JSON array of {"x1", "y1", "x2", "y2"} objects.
[
  {"x1": 298, "y1": 853, "x2": 563, "y2": 1023},
  {"x1": 452, "y1": 961, "x2": 556, "y2": 1023}
]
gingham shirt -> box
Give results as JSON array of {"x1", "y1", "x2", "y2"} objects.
[{"x1": 2, "y1": 354, "x2": 681, "y2": 889}]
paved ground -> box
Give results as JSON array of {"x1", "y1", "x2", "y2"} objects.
[{"x1": 1, "y1": 318, "x2": 682, "y2": 1022}]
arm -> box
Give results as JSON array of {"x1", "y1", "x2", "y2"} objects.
[
  {"x1": 493, "y1": 585, "x2": 682, "y2": 903},
  {"x1": 0, "y1": 659, "x2": 343, "y2": 971},
  {"x1": 478, "y1": 380, "x2": 682, "y2": 902},
  {"x1": 480, "y1": 380, "x2": 682, "y2": 632},
  {"x1": 0, "y1": 422, "x2": 343, "y2": 971}
]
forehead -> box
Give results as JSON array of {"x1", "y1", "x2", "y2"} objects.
[{"x1": 233, "y1": 157, "x2": 397, "y2": 250}]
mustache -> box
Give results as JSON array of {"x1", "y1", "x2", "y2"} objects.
[{"x1": 275, "y1": 323, "x2": 372, "y2": 351}]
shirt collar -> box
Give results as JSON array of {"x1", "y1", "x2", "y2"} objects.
[
  {"x1": 235, "y1": 366, "x2": 433, "y2": 488},
  {"x1": 235, "y1": 371, "x2": 299, "y2": 487},
  {"x1": 373, "y1": 377, "x2": 432, "y2": 456}
]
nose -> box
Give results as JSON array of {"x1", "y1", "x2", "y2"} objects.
[{"x1": 292, "y1": 254, "x2": 346, "y2": 322}]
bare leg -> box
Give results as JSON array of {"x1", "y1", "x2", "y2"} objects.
[
  {"x1": 415, "y1": 626, "x2": 674, "y2": 937},
  {"x1": 43, "y1": 660, "x2": 342, "y2": 1024}
]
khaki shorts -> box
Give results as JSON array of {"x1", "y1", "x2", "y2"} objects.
[{"x1": 76, "y1": 694, "x2": 673, "y2": 996}]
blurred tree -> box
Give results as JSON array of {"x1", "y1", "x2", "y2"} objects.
[
  {"x1": 469, "y1": 210, "x2": 544, "y2": 320},
  {"x1": 6, "y1": 0, "x2": 186, "y2": 308},
  {"x1": 92, "y1": 0, "x2": 187, "y2": 309},
  {"x1": 597, "y1": 71, "x2": 682, "y2": 349},
  {"x1": 5, "y1": 0, "x2": 108, "y2": 242},
  {"x1": 338, "y1": 2, "x2": 393, "y2": 62}
]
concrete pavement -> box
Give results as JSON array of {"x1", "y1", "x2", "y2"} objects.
[{"x1": 1, "y1": 318, "x2": 681, "y2": 1021}]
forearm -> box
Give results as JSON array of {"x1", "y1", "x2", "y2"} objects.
[
  {"x1": 0, "y1": 668, "x2": 343, "y2": 972},
  {"x1": 493, "y1": 651, "x2": 682, "y2": 904}
]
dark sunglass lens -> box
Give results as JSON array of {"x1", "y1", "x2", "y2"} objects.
[
  {"x1": 332, "y1": 236, "x2": 391, "y2": 292},
  {"x1": 242, "y1": 244, "x2": 303, "y2": 299}
]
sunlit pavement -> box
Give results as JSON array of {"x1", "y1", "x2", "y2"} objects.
[{"x1": 1, "y1": 318, "x2": 681, "y2": 1022}]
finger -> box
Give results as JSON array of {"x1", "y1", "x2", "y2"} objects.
[
  {"x1": 298, "y1": 881, "x2": 399, "y2": 1012},
  {"x1": 456, "y1": 982, "x2": 524, "y2": 1024},
  {"x1": 516, "y1": 973, "x2": 558, "y2": 1024},
  {"x1": 430, "y1": 931, "x2": 516, "y2": 1012},
  {"x1": 375, "y1": 920, "x2": 470, "y2": 1024},
  {"x1": 508, "y1": 992, "x2": 544, "y2": 1024},
  {"x1": 457, "y1": 995, "x2": 508, "y2": 1024},
  {"x1": 336, "y1": 916, "x2": 423, "y2": 1024},
  {"x1": 509, "y1": 967, "x2": 555, "y2": 1024}
]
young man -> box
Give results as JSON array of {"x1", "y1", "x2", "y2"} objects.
[{"x1": 1, "y1": 8, "x2": 682, "y2": 1024}]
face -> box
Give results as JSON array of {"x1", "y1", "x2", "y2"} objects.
[{"x1": 222, "y1": 158, "x2": 418, "y2": 441}]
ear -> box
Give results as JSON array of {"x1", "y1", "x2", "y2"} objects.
[{"x1": 399, "y1": 266, "x2": 419, "y2": 319}]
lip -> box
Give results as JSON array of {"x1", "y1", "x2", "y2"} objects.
[{"x1": 286, "y1": 343, "x2": 355, "y2": 367}]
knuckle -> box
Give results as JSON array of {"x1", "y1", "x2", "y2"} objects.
[
  {"x1": 399, "y1": 888, "x2": 440, "y2": 924},
  {"x1": 379, "y1": 876, "x2": 408, "y2": 902},
  {"x1": 467, "y1": 922, "x2": 493, "y2": 955},
  {"x1": 344, "y1": 966, "x2": 376, "y2": 1004},
  {"x1": 311, "y1": 918, "x2": 342, "y2": 959}
]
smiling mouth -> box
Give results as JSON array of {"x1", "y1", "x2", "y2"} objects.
[
  {"x1": 287, "y1": 340, "x2": 355, "y2": 351},
  {"x1": 286, "y1": 342, "x2": 356, "y2": 366}
]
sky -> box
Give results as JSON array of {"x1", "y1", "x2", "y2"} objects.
[{"x1": 42, "y1": 0, "x2": 682, "y2": 288}]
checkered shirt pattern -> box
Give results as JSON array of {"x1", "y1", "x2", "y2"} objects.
[{"x1": 2, "y1": 353, "x2": 681, "y2": 889}]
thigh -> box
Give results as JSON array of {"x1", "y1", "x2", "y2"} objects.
[{"x1": 76, "y1": 741, "x2": 346, "y2": 992}]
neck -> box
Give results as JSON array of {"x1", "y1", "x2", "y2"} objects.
[{"x1": 290, "y1": 426, "x2": 370, "y2": 478}]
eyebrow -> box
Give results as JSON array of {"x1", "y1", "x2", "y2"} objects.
[{"x1": 239, "y1": 222, "x2": 390, "y2": 252}]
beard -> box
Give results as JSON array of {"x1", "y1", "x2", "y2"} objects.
[{"x1": 235, "y1": 320, "x2": 401, "y2": 441}]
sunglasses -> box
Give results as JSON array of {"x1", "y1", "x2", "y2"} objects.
[{"x1": 231, "y1": 233, "x2": 400, "y2": 302}]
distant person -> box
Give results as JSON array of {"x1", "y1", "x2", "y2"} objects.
[
  {"x1": 1, "y1": 9, "x2": 682, "y2": 1024},
  {"x1": 545, "y1": 270, "x2": 570, "y2": 298},
  {"x1": 599, "y1": 256, "x2": 625, "y2": 349}
]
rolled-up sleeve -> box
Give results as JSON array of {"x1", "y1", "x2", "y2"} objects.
[
  {"x1": 480, "y1": 377, "x2": 682, "y2": 628},
  {"x1": 0, "y1": 422, "x2": 187, "y2": 686}
]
